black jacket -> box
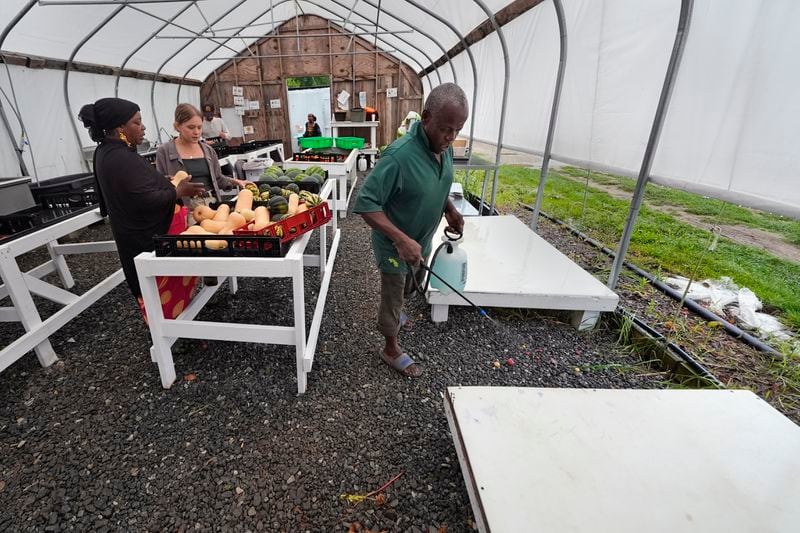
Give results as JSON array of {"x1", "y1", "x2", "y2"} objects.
[{"x1": 93, "y1": 138, "x2": 176, "y2": 297}]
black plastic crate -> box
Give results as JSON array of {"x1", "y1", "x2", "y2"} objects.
[
  {"x1": 153, "y1": 234, "x2": 288, "y2": 257},
  {"x1": 29, "y1": 173, "x2": 95, "y2": 203},
  {"x1": 39, "y1": 190, "x2": 99, "y2": 209}
]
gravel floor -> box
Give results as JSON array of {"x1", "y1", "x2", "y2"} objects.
[{"x1": 1, "y1": 184, "x2": 663, "y2": 532}]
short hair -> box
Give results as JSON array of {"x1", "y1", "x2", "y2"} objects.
[
  {"x1": 424, "y1": 83, "x2": 468, "y2": 114},
  {"x1": 175, "y1": 103, "x2": 203, "y2": 125}
]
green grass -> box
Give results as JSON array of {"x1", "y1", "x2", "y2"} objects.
[
  {"x1": 559, "y1": 166, "x2": 800, "y2": 246},
  {"x1": 456, "y1": 165, "x2": 800, "y2": 330}
]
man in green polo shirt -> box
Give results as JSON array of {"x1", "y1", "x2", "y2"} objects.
[{"x1": 354, "y1": 83, "x2": 468, "y2": 378}]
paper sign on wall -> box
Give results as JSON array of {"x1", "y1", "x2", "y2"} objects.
[
  {"x1": 234, "y1": 107, "x2": 246, "y2": 116},
  {"x1": 248, "y1": 100, "x2": 260, "y2": 110},
  {"x1": 243, "y1": 125, "x2": 254, "y2": 134},
  {"x1": 232, "y1": 86, "x2": 243, "y2": 96},
  {"x1": 270, "y1": 99, "x2": 281, "y2": 109},
  {"x1": 233, "y1": 95, "x2": 244, "y2": 106},
  {"x1": 359, "y1": 91, "x2": 367, "y2": 108},
  {"x1": 386, "y1": 87, "x2": 397, "y2": 98}
]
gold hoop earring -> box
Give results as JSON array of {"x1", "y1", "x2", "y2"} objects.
[{"x1": 119, "y1": 131, "x2": 132, "y2": 147}]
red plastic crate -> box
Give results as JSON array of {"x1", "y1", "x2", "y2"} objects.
[{"x1": 234, "y1": 201, "x2": 332, "y2": 243}]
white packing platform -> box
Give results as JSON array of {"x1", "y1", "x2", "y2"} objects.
[
  {"x1": 330, "y1": 120, "x2": 379, "y2": 156},
  {"x1": 283, "y1": 148, "x2": 358, "y2": 218},
  {"x1": 134, "y1": 180, "x2": 339, "y2": 394},
  {"x1": 426, "y1": 215, "x2": 618, "y2": 329},
  {"x1": 0, "y1": 208, "x2": 123, "y2": 373},
  {"x1": 444, "y1": 386, "x2": 800, "y2": 533}
]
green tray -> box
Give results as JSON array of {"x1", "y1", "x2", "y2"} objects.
[
  {"x1": 334, "y1": 136, "x2": 365, "y2": 150},
  {"x1": 299, "y1": 136, "x2": 333, "y2": 149}
]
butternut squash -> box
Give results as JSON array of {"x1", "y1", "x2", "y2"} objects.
[
  {"x1": 220, "y1": 212, "x2": 246, "y2": 233},
  {"x1": 234, "y1": 189, "x2": 254, "y2": 213},
  {"x1": 171, "y1": 170, "x2": 189, "y2": 187},
  {"x1": 212, "y1": 203, "x2": 230, "y2": 222},
  {"x1": 200, "y1": 219, "x2": 228, "y2": 233},
  {"x1": 239, "y1": 208, "x2": 255, "y2": 223},
  {"x1": 287, "y1": 193, "x2": 300, "y2": 216},
  {"x1": 296, "y1": 202, "x2": 308, "y2": 214},
  {"x1": 252, "y1": 206, "x2": 270, "y2": 232},
  {"x1": 192, "y1": 205, "x2": 216, "y2": 222},
  {"x1": 183, "y1": 224, "x2": 209, "y2": 235}
]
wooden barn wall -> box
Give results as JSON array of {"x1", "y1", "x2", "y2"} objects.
[{"x1": 200, "y1": 15, "x2": 424, "y2": 154}]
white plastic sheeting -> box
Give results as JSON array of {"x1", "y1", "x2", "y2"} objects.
[
  {"x1": 1, "y1": 0, "x2": 799, "y2": 215},
  {"x1": 0, "y1": 64, "x2": 199, "y2": 179},
  {"x1": 431, "y1": 0, "x2": 800, "y2": 217}
]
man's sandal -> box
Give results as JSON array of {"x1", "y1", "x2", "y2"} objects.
[{"x1": 381, "y1": 351, "x2": 423, "y2": 378}]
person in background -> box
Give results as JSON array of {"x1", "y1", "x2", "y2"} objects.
[
  {"x1": 353, "y1": 83, "x2": 468, "y2": 378},
  {"x1": 303, "y1": 113, "x2": 322, "y2": 137},
  {"x1": 201, "y1": 104, "x2": 229, "y2": 140},
  {"x1": 396, "y1": 111, "x2": 421, "y2": 139},
  {"x1": 156, "y1": 103, "x2": 251, "y2": 204},
  {"x1": 78, "y1": 97, "x2": 204, "y2": 316}
]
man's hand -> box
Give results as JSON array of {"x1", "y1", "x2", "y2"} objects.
[
  {"x1": 444, "y1": 201, "x2": 464, "y2": 234},
  {"x1": 219, "y1": 131, "x2": 229, "y2": 140},
  {"x1": 394, "y1": 234, "x2": 423, "y2": 267}
]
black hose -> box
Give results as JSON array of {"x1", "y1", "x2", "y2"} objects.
[{"x1": 530, "y1": 208, "x2": 781, "y2": 358}]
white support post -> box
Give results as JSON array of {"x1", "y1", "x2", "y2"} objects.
[
  {"x1": 431, "y1": 303, "x2": 450, "y2": 323},
  {"x1": 46, "y1": 240, "x2": 74, "y2": 289},
  {"x1": 571, "y1": 310, "x2": 600, "y2": 331},
  {"x1": 291, "y1": 257, "x2": 307, "y2": 394},
  {"x1": 228, "y1": 276, "x2": 238, "y2": 294},
  {"x1": 0, "y1": 248, "x2": 58, "y2": 367},
  {"x1": 139, "y1": 271, "x2": 176, "y2": 388}
]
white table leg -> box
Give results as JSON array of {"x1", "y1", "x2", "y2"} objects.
[
  {"x1": 46, "y1": 240, "x2": 74, "y2": 289},
  {"x1": 0, "y1": 249, "x2": 58, "y2": 367},
  {"x1": 292, "y1": 258, "x2": 307, "y2": 394},
  {"x1": 571, "y1": 310, "x2": 601, "y2": 331},
  {"x1": 431, "y1": 304, "x2": 450, "y2": 323},
  {"x1": 228, "y1": 276, "x2": 238, "y2": 294},
  {"x1": 338, "y1": 174, "x2": 348, "y2": 219},
  {"x1": 140, "y1": 273, "x2": 176, "y2": 388}
]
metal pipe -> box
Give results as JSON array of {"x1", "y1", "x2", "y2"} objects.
[
  {"x1": 352, "y1": 0, "x2": 455, "y2": 85},
  {"x1": 127, "y1": 4, "x2": 242, "y2": 56},
  {"x1": 0, "y1": 94, "x2": 30, "y2": 176},
  {"x1": 114, "y1": 2, "x2": 195, "y2": 97},
  {"x1": 472, "y1": 0, "x2": 510, "y2": 216},
  {"x1": 177, "y1": 0, "x2": 436, "y2": 105},
  {"x1": 0, "y1": 0, "x2": 37, "y2": 177},
  {"x1": 205, "y1": 50, "x2": 398, "y2": 59},
  {"x1": 64, "y1": 5, "x2": 126, "y2": 173},
  {"x1": 150, "y1": 0, "x2": 250, "y2": 143},
  {"x1": 38, "y1": 0, "x2": 209, "y2": 4},
  {"x1": 608, "y1": 0, "x2": 694, "y2": 289},
  {"x1": 531, "y1": 0, "x2": 567, "y2": 232},
  {"x1": 401, "y1": 0, "x2": 480, "y2": 196},
  {"x1": 156, "y1": 30, "x2": 414, "y2": 39}
]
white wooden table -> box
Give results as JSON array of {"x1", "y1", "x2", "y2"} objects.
[
  {"x1": 425, "y1": 215, "x2": 618, "y2": 329},
  {"x1": 330, "y1": 120, "x2": 379, "y2": 155},
  {"x1": 134, "y1": 180, "x2": 339, "y2": 393},
  {"x1": 0, "y1": 208, "x2": 123, "y2": 373},
  {"x1": 219, "y1": 142, "x2": 286, "y2": 178},
  {"x1": 284, "y1": 148, "x2": 358, "y2": 218},
  {"x1": 444, "y1": 386, "x2": 800, "y2": 533}
]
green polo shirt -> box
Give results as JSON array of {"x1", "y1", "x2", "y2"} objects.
[{"x1": 354, "y1": 121, "x2": 454, "y2": 274}]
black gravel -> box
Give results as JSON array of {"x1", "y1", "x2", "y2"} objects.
[{"x1": 1, "y1": 181, "x2": 662, "y2": 532}]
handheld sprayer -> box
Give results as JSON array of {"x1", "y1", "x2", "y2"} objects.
[{"x1": 411, "y1": 227, "x2": 497, "y2": 325}]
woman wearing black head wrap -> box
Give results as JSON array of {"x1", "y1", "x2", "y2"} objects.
[{"x1": 78, "y1": 98, "x2": 204, "y2": 305}]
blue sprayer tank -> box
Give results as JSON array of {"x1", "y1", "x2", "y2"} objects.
[{"x1": 430, "y1": 231, "x2": 467, "y2": 295}]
